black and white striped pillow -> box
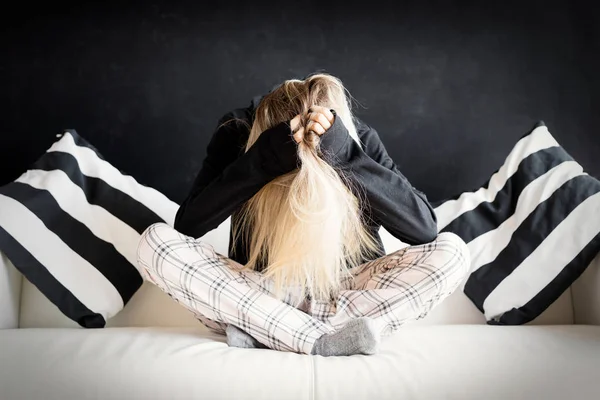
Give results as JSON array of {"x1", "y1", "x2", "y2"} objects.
[
  {"x1": 0, "y1": 130, "x2": 178, "y2": 328},
  {"x1": 435, "y1": 122, "x2": 600, "y2": 324}
]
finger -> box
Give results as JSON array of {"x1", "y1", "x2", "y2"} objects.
[
  {"x1": 293, "y1": 126, "x2": 304, "y2": 143},
  {"x1": 309, "y1": 106, "x2": 335, "y2": 124},
  {"x1": 307, "y1": 121, "x2": 326, "y2": 135},
  {"x1": 308, "y1": 112, "x2": 332, "y2": 131},
  {"x1": 290, "y1": 114, "x2": 302, "y2": 133}
]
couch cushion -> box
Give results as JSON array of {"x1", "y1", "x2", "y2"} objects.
[
  {"x1": 18, "y1": 265, "x2": 575, "y2": 329},
  {"x1": 313, "y1": 325, "x2": 600, "y2": 400},
  {"x1": 409, "y1": 282, "x2": 574, "y2": 326},
  {"x1": 1, "y1": 325, "x2": 598, "y2": 400},
  {"x1": 18, "y1": 218, "x2": 574, "y2": 328},
  {"x1": 0, "y1": 327, "x2": 311, "y2": 400},
  {"x1": 0, "y1": 252, "x2": 21, "y2": 329},
  {"x1": 18, "y1": 279, "x2": 204, "y2": 329},
  {"x1": 572, "y1": 253, "x2": 600, "y2": 325}
]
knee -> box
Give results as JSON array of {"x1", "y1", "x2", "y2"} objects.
[
  {"x1": 437, "y1": 232, "x2": 468, "y2": 251},
  {"x1": 436, "y1": 232, "x2": 471, "y2": 278},
  {"x1": 141, "y1": 222, "x2": 176, "y2": 241},
  {"x1": 138, "y1": 222, "x2": 172, "y2": 250},
  {"x1": 136, "y1": 222, "x2": 176, "y2": 272}
]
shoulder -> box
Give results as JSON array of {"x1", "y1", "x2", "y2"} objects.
[
  {"x1": 353, "y1": 114, "x2": 385, "y2": 148},
  {"x1": 208, "y1": 100, "x2": 257, "y2": 156},
  {"x1": 351, "y1": 114, "x2": 394, "y2": 167},
  {"x1": 215, "y1": 104, "x2": 253, "y2": 137},
  {"x1": 218, "y1": 94, "x2": 262, "y2": 128}
]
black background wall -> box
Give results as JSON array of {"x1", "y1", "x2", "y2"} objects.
[{"x1": 1, "y1": 0, "x2": 598, "y2": 203}]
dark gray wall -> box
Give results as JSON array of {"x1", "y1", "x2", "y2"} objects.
[{"x1": 1, "y1": 0, "x2": 598, "y2": 203}]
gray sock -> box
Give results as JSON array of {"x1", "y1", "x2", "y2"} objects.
[
  {"x1": 226, "y1": 324, "x2": 268, "y2": 349},
  {"x1": 311, "y1": 317, "x2": 381, "y2": 357}
]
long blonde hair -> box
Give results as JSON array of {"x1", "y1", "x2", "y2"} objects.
[{"x1": 233, "y1": 73, "x2": 378, "y2": 302}]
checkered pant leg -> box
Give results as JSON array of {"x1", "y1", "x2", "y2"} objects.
[
  {"x1": 136, "y1": 223, "x2": 334, "y2": 354},
  {"x1": 309, "y1": 232, "x2": 471, "y2": 336}
]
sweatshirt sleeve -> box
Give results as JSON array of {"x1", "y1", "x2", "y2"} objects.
[
  {"x1": 323, "y1": 115, "x2": 438, "y2": 245},
  {"x1": 174, "y1": 120, "x2": 299, "y2": 239}
]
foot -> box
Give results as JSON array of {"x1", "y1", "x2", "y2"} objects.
[
  {"x1": 311, "y1": 317, "x2": 381, "y2": 357},
  {"x1": 226, "y1": 324, "x2": 268, "y2": 349}
]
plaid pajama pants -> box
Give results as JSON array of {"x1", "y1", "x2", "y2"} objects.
[{"x1": 137, "y1": 223, "x2": 470, "y2": 355}]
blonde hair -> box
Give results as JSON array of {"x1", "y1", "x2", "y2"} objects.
[{"x1": 233, "y1": 73, "x2": 378, "y2": 302}]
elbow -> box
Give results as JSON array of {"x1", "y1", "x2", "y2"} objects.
[
  {"x1": 420, "y1": 204, "x2": 439, "y2": 243},
  {"x1": 417, "y1": 195, "x2": 439, "y2": 243},
  {"x1": 420, "y1": 217, "x2": 439, "y2": 243},
  {"x1": 172, "y1": 203, "x2": 212, "y2": 239},
  {"x1": 409, "y1": 222, "x2": 437, "y2": 245},
  {"x1": 173, "y1": 205, "x2": 191, "y2": 236},
  {"x1": 390, "y1": 215, "x2": 438, "y2": 246},
  {"x1": 411, "y1": 208, "x2": 439, "y2": 245},
  {"x1": 408, "y1": 190, "x2": 439, "y2": 244}
]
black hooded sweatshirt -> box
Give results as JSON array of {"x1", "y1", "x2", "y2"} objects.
[{"x1": 174, "y1": 97, "x2": 438, "y2": 271}]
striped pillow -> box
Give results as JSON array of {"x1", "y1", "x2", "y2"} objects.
[
  {"x1": 0, "y1": 130, "x2": 178, "y2": 328},
  {"x1": 435, "y1": 122, "x2": 600, "y2": 324}
]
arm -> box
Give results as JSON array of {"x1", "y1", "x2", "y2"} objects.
[
  {"x1": 354, "y1": 116, "x2": 400, "y2": 172},
  {"x1": 323, "y1": 115, "x2": 438, "y2": 245},
  {"x1": 179, "y1": 112, "x2": 251, "y2": 205},
  {"x1": 174, "y1": 119, "x2": 299, "y2": 239}
]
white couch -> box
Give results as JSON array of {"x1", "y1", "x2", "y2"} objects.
[{"x1": 1, "y1": 232, "x2": 600, "y2": 400}]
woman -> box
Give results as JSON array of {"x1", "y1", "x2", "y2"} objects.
[{"x1": 137, "y1": 73, "x2": 470, "y2": 356}]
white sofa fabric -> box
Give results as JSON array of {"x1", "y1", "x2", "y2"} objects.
[
  {"x1": 572, "y1": 253, "x2": 600, "y2": 325},
  {"x1": 0, "y1": 252, "x2": 21, "y2": 329},
  {"x1": 1, "y1": 325, "x2": 599, "y2": 400},
  {"x1": 15, "y1": 268, "x2": 576, "y2": 329},
  {"x1": 1, "y1": 249, "x2": 599, "y2": 399}
]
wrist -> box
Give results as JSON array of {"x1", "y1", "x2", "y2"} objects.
[
  {"x1": 255, "y1": 122, "x2": 299, "y2": 177},
  {"x1": 319, "y1": 113, "x2": 353, "y2": 162}
]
